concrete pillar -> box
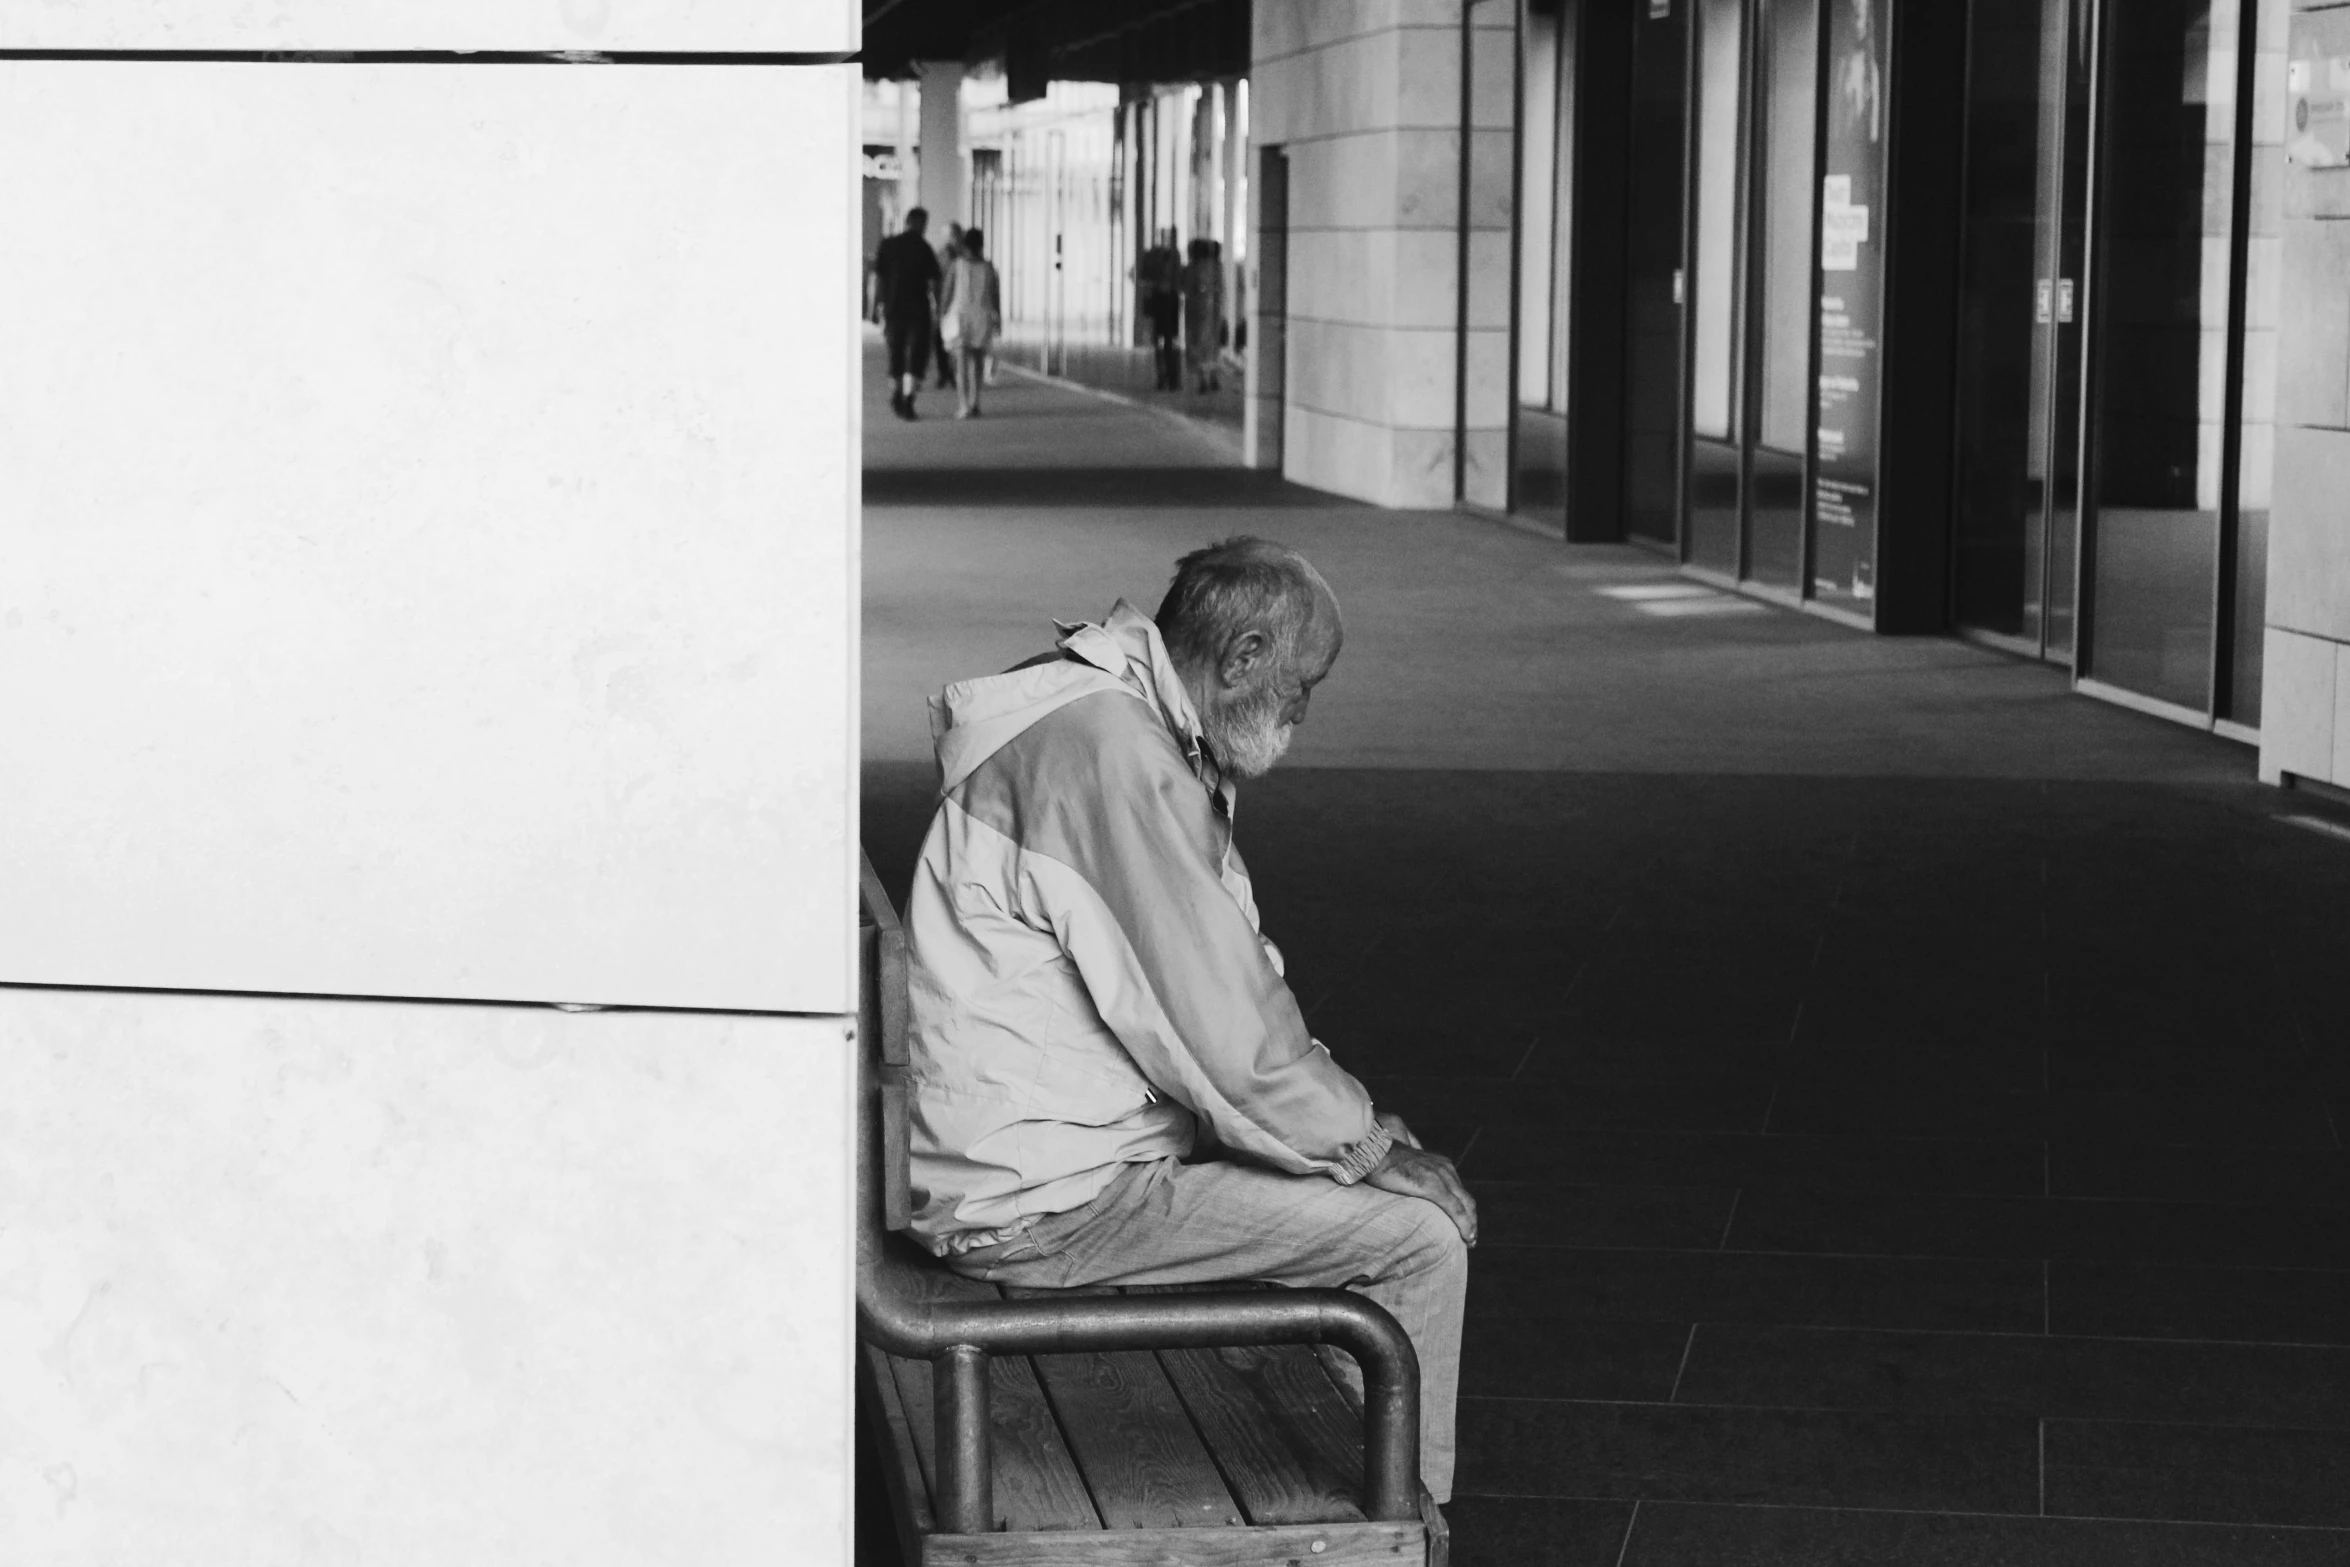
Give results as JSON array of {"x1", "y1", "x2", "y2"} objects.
[
  {"x1": 918, "y1": 59, "x2": 966, "y2": 225},
  {"x1": 2257, "y1": 0, "x2": 2350, "y2": 788},
  {"x1": 896, "y1": 75, "x2": 921, "y2": 227},
  {"x1": 1250, "y1": 0, "x2": 1472, "y2": 507},
  {"x1": 0, "y1": 7, "x2": 859, "y2": 1557},
  {"x1": 1243, "y1": 143, "x2": 1289, "y2": 471},
  {"x1": 1458, "y1": 0, "x2": 1519, "y2": 510}
]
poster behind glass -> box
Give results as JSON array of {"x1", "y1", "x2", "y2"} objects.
[{"x1": 1809, "y1": 0, "x2": 1886, "y2": 610}]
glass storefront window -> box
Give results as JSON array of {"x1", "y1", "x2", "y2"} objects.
[
  {"x1": 2228, "y1": 0, "x2": 2286, "y2": 728},
  {"x1": 2082, "y1": 0, "x2": 2240, "y2": 713},
  {"x1": 1518, "y1": 0, "x2": 1561, "y2": 409},
  {"x1": 1758, "y1": 0, "x2": 1819, "y2": 459},
  {"x1": 1690, "y1": 0, "x2": 1746, "y2": 442}
]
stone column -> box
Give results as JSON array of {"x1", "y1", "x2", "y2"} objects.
[
  {"x1": 918, "y1": 58, "x2": 966, "y2": 224},
  {"x1": 2258, "y1": 0, "x2": 2350, "y2": 787},
  {"x1": 0, "y1": 7, "x2": 859, "y2": 1558},
  {"x1": 1251, "y1": 0, "x2": 1477, "y2": 507}
]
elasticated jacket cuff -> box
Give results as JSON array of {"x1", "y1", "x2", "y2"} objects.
[{"x1": 1329, "y1": 1120, "x2": 1395, "y2": 1186}]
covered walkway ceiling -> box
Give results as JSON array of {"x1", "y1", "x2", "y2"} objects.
[{"x1": 861, "y1": 0, "x2": 1248, "y2": 89}]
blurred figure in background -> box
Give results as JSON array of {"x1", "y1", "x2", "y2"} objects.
[
  {"x1": 1182, "y1": 237, "x2": 1226, "y2": 394},
  {"x1": 873, "y1": 206, "x2": 942, "y2": 420},
  {"x1": 940, "y1": 228, "x2": 1002, "y2": 421},
  {"x1": 1139, "y1": 229, "x2": 1184, "y2": 391},
  {"x1": 933, "y1": 221, "x2": 966, "y2": 394}
]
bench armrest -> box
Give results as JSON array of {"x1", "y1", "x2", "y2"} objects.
[{"x1": 857, "y1": 1225, "x2": 1422, "y2": 1528}]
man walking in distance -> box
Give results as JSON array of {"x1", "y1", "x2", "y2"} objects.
[
  {"x1": 873, "y1": 207, "x2": 942, "y2": 420},
  {"x1": 901, "y1": 539, "x2": 1475, "y2": 1503}
]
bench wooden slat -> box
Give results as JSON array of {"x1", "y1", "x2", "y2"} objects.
[
  {"x1": 886, "y1": 1347, "x2": 1102, "y2": 1534},
  {"x1": 1152, "y1": 1342, "x2": 1371, "y2": 1527},
  {"x1": 897, "y1": 1270, "x2": 1100, "y2": 1532},
  {"x1": 1125, "y1": 1282, "x2": 1371, "y2": 1528},
  {"x1": 860, "y1": 1346, "x2": 935, "y2": 1544},
  {"x1": 917, "y1": 1518, "x2": 1424, "y2": 1567},
  {"x1": 1004, "y1": 1285, "x2": 1246, "y2": 1530}
]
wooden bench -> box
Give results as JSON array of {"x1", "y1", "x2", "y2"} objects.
[{"x1": 856, "y1": 856, "x2": 1449, "y2": 1567}]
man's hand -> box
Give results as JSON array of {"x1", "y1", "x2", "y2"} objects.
[
  {"x1": 1363, "y1": 1140, "x2": 1478, "y2": 1248},
  {"x1": 1375, "y1": 1110, "x2": 1423, "y2": 1150}
]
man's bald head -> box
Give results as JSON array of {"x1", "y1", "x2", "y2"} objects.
[
  {"x1": 1155, "y1": 538, "x2": 1342, "y2": 777},
  {"x1": 1154, "y1": 537, "x2": 1341, "y2": 676}
]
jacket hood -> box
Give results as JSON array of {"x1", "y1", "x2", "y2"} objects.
[{"x1": 930, "y1": 600, "x2": 1207, "y2": 794}]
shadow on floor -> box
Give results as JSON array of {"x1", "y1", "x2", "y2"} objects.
[
  {"x1": 863, "y1": 760, "x2": 2350, "y2": 1566},
  {"x1": 864, "y1": 465, "x2": 1326, "y2": 510}
]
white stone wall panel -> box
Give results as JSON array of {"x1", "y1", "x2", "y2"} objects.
[
  {"x1": 0, "y1": 61, "x2": 857, "y2": 1013},
  {"x1": 0, "y1": 987, "x2": 851, "y2": 1563},
  {"x1": 0, "y1": 0, "x2": 857, "y2": 53}
]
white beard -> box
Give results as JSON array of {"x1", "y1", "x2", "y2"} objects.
[{"x1": 1205, "y1": 681, "x2": 1294, "y2": 779}]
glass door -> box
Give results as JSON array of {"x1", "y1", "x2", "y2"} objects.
[
  {"x1": 1512, "y1": 0, "x2": 1580, "y2": 520},
  {"x1": 1683, "y1": 0, "x2": 1748, "y2": 575},
  {"x1": 1951, "y1": 0, "x2": 2093, "y2": 658},
  {"x1": 1623, "y1": 0, "x2": 1690, "y2": 546},
  {"x1": 1680, "y1": 0, "x2": 1822, "y2": 587},
  {"x1": 2076, "y1": 0, "x2": 2260, "y2": 719}
]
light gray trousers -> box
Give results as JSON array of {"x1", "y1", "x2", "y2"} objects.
[{"x1": 948, "y1": 1154, "x2": 1468, "y2": 1502}]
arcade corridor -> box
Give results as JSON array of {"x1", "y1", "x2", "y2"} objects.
[{"x1": 860, "y1": 341, "x2": 2350, "y2": 1564}]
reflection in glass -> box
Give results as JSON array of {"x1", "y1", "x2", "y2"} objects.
[
  {"x1": 2083, "y1": 0, "x2": 2237, "y2": 710},
  {"x1": 1690, "y1": 0, "x2": 1746, "y2": 441},
  {"x1": 2230, "y1": 0, "x2": 2284, "y2": 726},
  {"x1": 1747, "y1": 0, "x2": 1821, "y2": 591},
  {"x1": 1622, "y1": 1, "x2": 1688, "y2": 546},
  {"x1": 1518, "y1": 1, "x2": 1560, "y2": 409},
  {"x1": 1950, "y1": 0, "x2": 2086, "y2": 654},
  {"x1": 1758, "y1": 0, "x2": 1820, "y2": 458},
  {"x1": 1510, "y1": 0, "x2": 1578, "y2": 520}
]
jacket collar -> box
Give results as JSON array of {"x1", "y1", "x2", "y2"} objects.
[{"x1": 1055, "y1": 601, "x2": 1232, "y2": 802}]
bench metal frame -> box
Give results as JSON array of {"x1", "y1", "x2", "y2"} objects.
[{"x1": 855, "y1": 856, "x2": 1425, "y2": 1534}]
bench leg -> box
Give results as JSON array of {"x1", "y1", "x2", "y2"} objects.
[{"x1": 932, "y1": 1344, "x2": 994, "y2": 1534}]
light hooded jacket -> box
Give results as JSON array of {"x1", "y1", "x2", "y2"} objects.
[{"x1": 904, "y1": 601, "x2": 1392, "y2": 1256}]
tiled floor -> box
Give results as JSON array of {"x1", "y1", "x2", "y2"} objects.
[{"x1": 859, "y1": 346, "x2": 2350, "y2": 1564}]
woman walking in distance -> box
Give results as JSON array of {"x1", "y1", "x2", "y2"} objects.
[{"x1": 939, "y1": 228, "x2": 1003, "y2": 420}]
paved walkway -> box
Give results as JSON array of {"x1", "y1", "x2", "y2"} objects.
[{"x1": 861, "y1": 338, "x2": 2350, "y2": 1565}]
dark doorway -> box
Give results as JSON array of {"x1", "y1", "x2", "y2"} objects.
[{"x1": 1622, "y1": 0, "x2": 1690, "y2": 548}]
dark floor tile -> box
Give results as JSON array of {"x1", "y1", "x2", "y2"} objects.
[
  {"x1": 1671, "y1": 1324, "x2": 2350, "y2": 1429},
  {"x1": 1766, "y1": 1084, "x2": 2049, "y2": 1141},
  {"x1": 1472, "y1": 1247, "x2": 2042, "y2": 1333},
  {"x1": 1460, "y1": 1317, "x2": 1693, "y2": 1402},
  {"x1": 1457, "y1": 1399, "x2": 2036, "y2": 1512},
  {"x1": 1781, "y1": 1036, "x2": 2049, "y2": 1094},
  {"x1": 1727, "y1": 1189, "x2": 2350, "y2": 1269},
  {"x1": 2050, "y1": 1262, "x2": 2350, "y2": 1345},
  {"x1": 2050, "y1": 1141, "x2": 2350, "y2": 1205},
  {"x1": 1515, "y1": 1035, "x2": 1792, "y2": 1087},
  {"x1": 2047, "y1": 1419, "x2": 2350, "y2": 1527},
  {"x1": 2045, "y1": 1090, "x2": 2341, "y2": 1150},
  {"x1": 1473, "y1": 1128, "x2": 2045, "y2": 1197},
  {"x1": 2049, "y1": 1037, "x2": 2323, "y2": 1094},
  {"x1": 1445, "y1": 1496, "x2": 1633, "y2": 1567},
  {"x1": 1621, "y1": 1501, "x2": 2350, "y2": 1565},
  {"x1": 2050, "y1": 1198, "x2": 2350, "y2": 1269},
  {"x1": 1469, "y1": 1181, "x2": 1739, "y2": 1250},
  {"x1": 1724, "y1": 1190, "x2": 2049, "y2": 1259}
]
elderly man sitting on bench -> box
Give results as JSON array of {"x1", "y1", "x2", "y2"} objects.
[{"x1": 902, "y1": 537, "x2": 1476, "y2": 1503}]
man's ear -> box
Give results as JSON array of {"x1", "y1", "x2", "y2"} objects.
[{"x1": 1217, "y1": 628, "x2": 1271, "y2": 690}]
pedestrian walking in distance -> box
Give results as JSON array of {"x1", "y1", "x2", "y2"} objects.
[
  {"x1": 940, "y1": 229, "x2": 1003, "y2": 421},
  {"x1": 933, "y1": 221, "x2": 965, "y2": 394},
  {"x1": 874, "y1": 207, "x2": 942, "y2": 420},
  {"x1": 1140, "y1": 230, "x2": 1184, "y2": 392}
]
